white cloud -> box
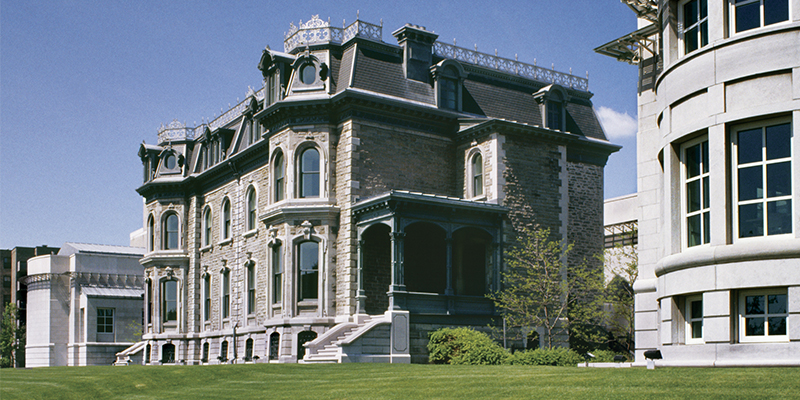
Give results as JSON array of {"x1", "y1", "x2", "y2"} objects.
[{"x1": 595, "y1": 106, "x2": 637, "y2": 140}]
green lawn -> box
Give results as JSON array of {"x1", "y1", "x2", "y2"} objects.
[{"x1": 2, "y1": 363, "x2": 798, "y2": 399}]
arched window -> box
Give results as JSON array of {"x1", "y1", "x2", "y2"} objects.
[
  {"x1": 298, "y1": 241, "x2": 319, "y2": 301},
  {"x1": 269, "y1": 332, "x2": 280, "y2": 360},
  {"x1": 220, "y1": 340, "x2": 229, "y2": 362},
  {"x1": 222, "y1": 199, "x2": 231, "y2": 240},
  {"x1": 245, "y1": 338, "x2": 254, "y2": 360},
  {"x1": 147, "y1": 215, "x2": 155, "y2": 252},
  {"x1": 222, "y1": 269, "x2": 230, "y2": 318},
  {"x1": 203, "y1": 274, "x2": 211, "y2": 322},
  {"x1": 163, "y1": 213, "x2": 179, "y2": 250},
  {"x1": 247, "y1": 263, "x2": 256, "y2": 315},
  {"x1": 297, "y1": 330, "x2": 317, "y2": 360},
  {"x1": 471, "y1": 153, "x2": 484, "y2": 197},
  {"x1": 202, "y1": 207, "x2": 212, "y2": 247},
  {"x1": 162, "y1": 279, "x2": 178, "y2": 323},
  {"x1": 272, "y1": 243, "x2": 283, "y2": 304},
  {"x1": 162, "y1": 343, "x2": 175, "y2": 363},
  {"x1": 299, "y1": 148, "x2": 320, "y2": 198},
  {"x1": 164, "y1": 153, "x2": 176, "y2": 170},
  {"x1": 202, "y1": 342, "x2": 209, "y2": 363},
  {"x1": 300, "y1": 63, "x2": 316, "y2": 84},
  {"x1": 274, "y1": 152, "x2": 285, "y2": 202},
  {"x1": 246, "y1": 188, "x2": 257, "y2": 231}
]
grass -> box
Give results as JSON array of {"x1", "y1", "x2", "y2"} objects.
[{"x1": 2, "y1": 363, "x2": 799, "y2": 399}]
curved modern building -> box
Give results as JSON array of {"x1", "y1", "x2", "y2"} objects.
[{"x1": 597, "y1": 0, "x2": 799, "y2": 366}]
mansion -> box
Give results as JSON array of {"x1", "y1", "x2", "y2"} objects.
[{"x1": 130, "y1": 15, "x2": 617, "y2": 364}]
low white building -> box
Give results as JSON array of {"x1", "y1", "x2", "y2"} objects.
[{"x1": 24, "y1": 243, "x2": 145, "y2": 367}]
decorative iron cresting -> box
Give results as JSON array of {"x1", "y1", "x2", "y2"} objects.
[
  {"x1": 433, "y1": 41, "x2": 589, "y2": 91},
  {"x1": 284, "y1": 15, "x2": 383, "y2": 53}
]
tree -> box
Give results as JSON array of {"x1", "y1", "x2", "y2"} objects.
[
  {"x1": 0, "y1": 303, "x2": 25, "y2": 368},
  {"x1": 489, "y1": 226, "x2": 604, "y2": 350},
  {"x1": 601, "y1": 236, "x2": 638, "y2": 356}
]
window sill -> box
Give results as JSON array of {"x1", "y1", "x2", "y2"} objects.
[
  {"x1": 243, "y1": 229, "x2": 258, "y2": 238},
  {"x1": 200, "y1": 245, "x2": 213, "y2": 253},
  {"x1": 219, "y1": 238, "x2": 232, "y2": 247}
]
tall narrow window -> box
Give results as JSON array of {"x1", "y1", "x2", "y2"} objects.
[
  {"x1": 222, "y1": 199, "x2": 231, "y2": 240},
  {"x1": 222, "y1": 269, "x2": 230, "y2": 319},
  {"x1": 439, "y1": 65, "x2": 459, "y2": 111},
  {"x1": 269, "y1": 332, "x2": 280, "y2": 360},
  {"x1": 247, "y1": 188, "x2": 257, "y2": 231},
  {"x1": 247, "y1": 263, "x2": 256, "y2": 315},
  {"x1": 732, "y1": 0, "x2": 789, "y2": 33},
  {"x1": 274, "y1": 152, "x2": 285, "y2": 202},
  {"x1": 203, "y1": 207, "x2": 212, "y2": 247},
  {"x1": 471, "y1": 153, "x2": 484, "y2": 197},
  {"x1": 686, "y1": 296, "x2": 703, "y2": 344},
  {"x1": 299, "y1": 148, "x2": 320, "y2": 198},
  {"x1": 202, "y1": 342, "x2": 209, "y2": 362},
  {"x1": 220, "y1": 340, "x2": 229, "y2": 361},
  {"x1": 272, "y1": 243, "x2": 283, "y2": 304},
  {"x1": 97, "y1": 308, "x2": 114, "y2": 334},
  {"x1": 245, "y1": 338, "x2": 254, "y2": 360},
  {"x1": 683, "y1": 139, "x2": 710, "y2": 247},
  {"x1": 298, "y1": 241, "x2": 319, "y2": 301},
  {"x1": 680, "y1": 0, "x2": 708, "y2": 54},
  {"x1": 147, "y1": 280, "x2": 153, "y2": 324},
  {"x1": 267, "y1": 73, "x2": 277, "y2": 105},
  {"x1": 147, "y1": 215, "x2": 155, "y2": 252},
  {"x1": 546, "y1": 100, "x2": 562, "y2": 131},
  {"x1": 734, "y1": 122, "x2": 792, "y2": 238},
  {"x1": 164, "y1": 213, "x2": 179, "y2": 250},
  {"x1": 162, "y1": 280, "x2": 177, "y2": 323},
  {"x1": 203, "y1": 275, "x2": 211, "y2": 322}
]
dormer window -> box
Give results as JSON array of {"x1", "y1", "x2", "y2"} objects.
[
  {"x1": 433, "y1": 61, "x2": 465, "y2": 112},
  {"x1": 290, "y1": 49, "x2": 326, "y2": 93},
  {"x1": 534, "y1": 85, "x2": 569, "y2": 132},
  {"x1": 300, "y1": 64, "x2": 316, "y2": 84},
  {"x1": 164, "y1": 154, "x2": 176, "y2": 170}
]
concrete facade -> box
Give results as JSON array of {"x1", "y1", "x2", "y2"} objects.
[
  {"x1": 597, "y1": 0, "x2": 800, "y2": 366},
  {"x1": 131, "y1": 15, "x2": 618, "y2": 365},
  {"x1": 24, "y1": 243, "x2": 145, "y2": 367}
]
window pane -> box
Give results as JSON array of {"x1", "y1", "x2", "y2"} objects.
[
  {"x1": 691, "y1": 300, "x2": 703, "y2": 318},
  {"x1": 738, "y1": 166, "x2": 763, "y2": 201},
  {"x1": 688, "y1": 214, "x2": 702, "y2": 247},
  {"x1": 767, "y1": 200, "x2": 792, "y2": 235},
  {"x1": 702, "y1": 177, "x2": 710, "y2": 208},
  {"x1": 739, "y1": 203, "x2": 764, "y2": 237},
  {"x1": 700, "y1": 22, "x2": 708, "y2": 47},
  {"x1": 735, "y1": 2, "x2": 761, "y2": 32},
  {"x1": 691, "y1": 321, "x2": 703, "y2": 338},
  {"x1": 300, "y1": 149, "x2": 320, "y2": 198},
  {"x1": 703, "y1": 212, "x2": 710, "y2": 244},
  {"x1": 764, "y1": 0, "x2": 789, "y2": 26},
  {"x1": 746, "y1": 317, "x2": 764, "y2": 336},
  {"x1": 684, "y1": 1, "x2": 698, "y2": 26},
  {"x1": 299, "y1": 242, "x2": 319, "y2": 300},
  {"x1": 768, "y1": 294, "x2": 787, "y2": 314},
  {"x1": 702, "y1": 140, "x2": 709, "y2": 174},
  {"x1": 767, "y1": 162, "x2": 791, "y2": 198},
  {"x1": 699, "y1": 0, "x2": 707, "y2": 18},
  {"x1": 686, "y1": 143, "x2": 701, "y2": 177},
  {"x1": 301, "y1": 64, "x2": 316, "y2": 84},
  {"x1": 685, "y1": 27, "x2": 698, "y2": 53},
  {"x1": 746, "y1": 294, "x2": 764, "y2": 314},
  {"x1": 768, "y1": 317, "x2": 787, "y2": 335},
  {"x1": 738, "y1": 128, "x2": 762, "y2": 164},
  {"x1": 765, "y1": 123, "x2": 791, "y2": 160},
  {"x1": 273, "y1": 244, "x2": 282, "y2": 303},
  {"x1": 687, "y1": 179, "x2": 701, "y2": 212}
]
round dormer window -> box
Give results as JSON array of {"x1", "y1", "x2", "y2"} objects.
[
  {"x1": 300, "y1": 64, "x2": 316, "y2": 84},
  {"x1": 164, "y1": 154, "x2": 176, "y2": 169}
]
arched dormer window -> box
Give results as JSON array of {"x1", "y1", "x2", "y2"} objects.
[
  {"x1": 471, "y1": 152, "x2": 484, "y2": 198},
  {"x1": 432, "y1": 61, "x2": 466, "y2": 112},
  {"x1": 533, "y1": 85, "x2": 570, "y2": 132},
  {"x1": 221, "y1": 198, "x2": 231, "y2": 241},
  {"x1": 246, "y1": 187, "x2": 257, "y2": 232},
  {"x1": 147, "y1": 214, "x2": 155, "y2": 252},
  {"x1": 163, "y1": 213, "x2": 179, "y2": 250},
  {"x1": 299, "y1": 147, "x2": 320, "y2": 198},
  {"x1": 202, "y1": 207, "x2": 212, "y2": 247},
  {"x1": 274, "y1": 151, "x2": 285, "y2": 202},
  {"x1": 290, "y1": 48, "x2": 326, "y2": 94}
]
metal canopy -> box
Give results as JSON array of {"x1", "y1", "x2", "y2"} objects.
[
  {"x1": 593, "y1": 23, "x2": 658, "y2": 65},
  {"x1": 622, "y1": 0, "x2": 658, "y2": 23}
]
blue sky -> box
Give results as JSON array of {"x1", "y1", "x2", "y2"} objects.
[{"x1": 0, "y1": 0, "x2": 639, "y2": 249}]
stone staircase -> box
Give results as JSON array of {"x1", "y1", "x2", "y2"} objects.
[
  {"x1": 114, "y1": 341, "x2": 147, "y2": 365},
  {"x1": 302, "y1": 314, "x2": 389, "y2": 363}
]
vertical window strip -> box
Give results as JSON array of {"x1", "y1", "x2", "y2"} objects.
[{"x1": 684, "y1": 140, "x2": 710, "y2": 247}]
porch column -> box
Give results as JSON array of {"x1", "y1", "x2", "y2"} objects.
[
  {"x1": 355, "y1": 239, "x2": 366, "y2": 315},
  {"x1": 388, "y1": 230, "x2": 406, "y2": 310},
  {"x1": 445, "y1": 236, "x2": 454, "y2": 296}
]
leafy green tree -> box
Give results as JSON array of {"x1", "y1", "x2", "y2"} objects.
[
  {"x1": 489, "y1": 226, "x2": 604, "y2": 350},
  {"x1": 1, "y1": 303, "x2": 25, "y2": 368}
]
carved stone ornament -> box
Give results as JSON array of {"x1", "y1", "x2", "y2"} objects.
[
  {"x1": 267, "y1": 225, "x2": 280, "y2": 247},
  {"x1": 165, "y1": 267, "x2": 174, "y2": 278},
  {"x1": 301, "y1": 220, "x2": 313, "y2": 240}
]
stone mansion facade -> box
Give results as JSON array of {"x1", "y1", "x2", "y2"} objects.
[
  {"x1": 132, "y1": 15, "x2": 617, "y2": 364},
  {"x1": 597, "y1": 1, "x2": 800, "y2": 366}
]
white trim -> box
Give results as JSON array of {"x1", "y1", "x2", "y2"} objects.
[
  {"x1": 680, "y1": 135, "x2": 711, "y2": 249},
  {"x1": 738, "y1": 288, "x2": 789, "y2": 343}
]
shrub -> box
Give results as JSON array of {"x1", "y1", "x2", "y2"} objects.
[
  {"x1": 428, "y1": 327, "x2": 509, "y2": 365},
  {"x1": 586, "y1": 349, "x2": 628, "y2": 363},
  {"x1": 505, "y1": 348, "x2": 584, "y2": 366}
]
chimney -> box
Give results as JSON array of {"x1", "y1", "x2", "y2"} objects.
[{"x1": 392, "y1": 24, "x2": 438, "y2": 83}]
